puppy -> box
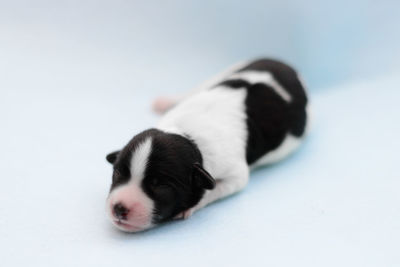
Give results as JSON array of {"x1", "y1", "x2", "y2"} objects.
[{"x1": 106, "y1": 59, "x2": 309, "y2": 232}]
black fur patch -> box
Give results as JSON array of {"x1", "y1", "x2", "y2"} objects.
[
  {"x1": 245, "y1": 82, "x2": 291, "y2": 163},
  {"x1": 218, "y1": 79, "x2": 252, "y2": 89},
  {"x1": 217, "y1": 59, "x2": 308, "y2": 164},
  {"x1": 108, "y1": 129, "x2": 213, "y2": 224},
  {"x1": 140, "y1": 130, "x2": 206, "y2": 223},
  {"x1": 237, "y1": 58, "x2": 308, "y2": 107}
]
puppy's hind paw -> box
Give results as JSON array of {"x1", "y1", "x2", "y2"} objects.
[{"x1": 152, "y1": 96, "x2": 177, "y2": 114}]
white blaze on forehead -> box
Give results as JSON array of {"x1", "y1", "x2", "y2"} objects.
[
  {"x1": 229, "y1": 71, "x2": 292, "y2": 102},
  {"x1": 106, "y1": 137, "x2": 155, "y2": 232},
  {"x1": 130, "y1": 137, "x2": 153, "y2": 184}
]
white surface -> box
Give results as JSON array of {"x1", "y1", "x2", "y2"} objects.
[
  {"x1": 1, "y1": 2, "x2": 400, "y2": 266},
  {"x1": 1, "y1": 72, "x2": 400, "y2": 266}
]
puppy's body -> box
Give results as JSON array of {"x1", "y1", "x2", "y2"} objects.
[{"x1": 106, "y1": 59, "x2": 309, "y2": 232}]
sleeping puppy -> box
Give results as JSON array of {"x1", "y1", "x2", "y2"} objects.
[{"x1": 106, "y1": 59, "x2": 309, "y2": 232}]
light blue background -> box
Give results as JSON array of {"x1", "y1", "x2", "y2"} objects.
[
  {"x1": 1, "y1": 1, "x2": 399, "y2": 266},
  {"x1": 1, "y1": 0, "x2": 399, "y2": 92}
]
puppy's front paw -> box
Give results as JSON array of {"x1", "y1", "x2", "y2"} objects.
[{"x1": 174, "y1": 208, "x2": 195, "y2": 220}]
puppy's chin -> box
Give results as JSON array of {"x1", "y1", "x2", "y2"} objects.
[
  {"x1": 111, "y1": 219, "x2": 153, "y2": 233},
  {"x1": 107, "y1": 205, "x2": 154, "y2": 233},
  {"x1": 106, "y1": 204, "x2": 154, "y2": 233}
]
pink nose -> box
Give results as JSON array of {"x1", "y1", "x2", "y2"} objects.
[{"x1": 113, "y1": 203, "x2": 129, "y2": 220}]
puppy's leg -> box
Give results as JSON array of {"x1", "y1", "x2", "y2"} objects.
[
  {"x1": 152, "y1": 96, "x2": 181, "y2": 114},
  {"x1": 176, "y1": 163, "x2": 250, "y2": 219}
]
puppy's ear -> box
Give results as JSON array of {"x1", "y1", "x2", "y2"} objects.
[
  {"x1": 192, "y1": 162, "x2": 216, "y2": 190},
  {"x1": 106, "y1": 151, "x2": 120, "y2": 164}
]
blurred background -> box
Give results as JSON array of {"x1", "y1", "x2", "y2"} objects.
[
  {"x1": 1, "y1": 0, "x2": 399, "y2": 95},
  {"x1": 1, "y1": 1, "x2": 399, "y2": 266}
]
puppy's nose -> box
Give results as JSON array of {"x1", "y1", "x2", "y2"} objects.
[{"x1": 113, "y1": 203, "x2": 129, "y2": 220}]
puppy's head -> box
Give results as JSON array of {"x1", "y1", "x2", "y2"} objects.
[{"x1": 105, "y1": 129, "x2": 215, "y2": 232}]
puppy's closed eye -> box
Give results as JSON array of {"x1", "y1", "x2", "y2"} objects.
[
  {"x1": 150, "y1": 180, "x2": 174, "y2": 197},
  {"x1": 112, "y1": 170, "x2": 122, "y2": 183},
  {"x1": 151, "y1": 179, "x2": 171, "y2": 190},
  {"x1": 112, "y1": 165, "x2": 130, "y2": 184}
]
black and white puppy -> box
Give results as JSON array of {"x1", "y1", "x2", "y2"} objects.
[{"x1": 106, "y1": 59, "x2": 309, "y2": 232}]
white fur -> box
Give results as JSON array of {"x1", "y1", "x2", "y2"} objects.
[
  {"x1": 158, "y1": 86, "x2": 251, "y2": 214},
  {"x1": 251, "y1": 134, "x2": 302, "y2": 169},
  {"x1": 130, "y1": 138, "x2": 152, "y2": 182},
  {"x1": 106, "y1": 138, "x2": 155, "y2": 231},
  {"x1": 229, "y1": 71, "x2": 292, "y2": 102},
  {"x1": 158, "y1": 87, "x2": 249, "y2": 180}
]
